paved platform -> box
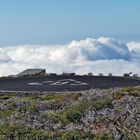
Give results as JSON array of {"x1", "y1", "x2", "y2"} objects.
[{"x1": 0, "y1": 76, "x2": 140, "y2": 92}]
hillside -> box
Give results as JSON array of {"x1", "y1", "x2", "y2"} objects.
[{"x1": 0, "y1": 87, "x2": 140, "y2": 140}]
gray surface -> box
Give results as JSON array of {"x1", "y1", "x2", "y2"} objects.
[{"x1": 0, "y1": 76, "x2": 140, "y2": 92}]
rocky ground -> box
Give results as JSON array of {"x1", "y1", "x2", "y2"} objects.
[{"x1": 0, "y1": 87, "x2": 140, "y2": 140}]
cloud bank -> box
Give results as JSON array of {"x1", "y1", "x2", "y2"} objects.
[{"x1": 0, "y1": 37, "x2": 140, "y2": 77}]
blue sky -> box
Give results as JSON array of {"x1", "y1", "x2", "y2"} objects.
[{"x1": 0, "y1": 0, "x2": 140, "y2": 46}]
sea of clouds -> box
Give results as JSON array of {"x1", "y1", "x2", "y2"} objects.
[{"x1": 0, "y1": 37, "x2": 140, "y2": 77}]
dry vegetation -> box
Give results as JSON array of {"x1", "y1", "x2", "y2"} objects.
[{"x1": 0, "y1": 87, "x2": 140, "y2": 140}]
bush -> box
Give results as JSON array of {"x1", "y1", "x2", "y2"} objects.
[
  {"x1": 89, "y1": 99, "x2": 113, "y2": 110},
  {"x1": 28, "y1": 93, "x2": 82, "y2": 103},
  {"x1": 0, "y1": 94, "x2": 15, "y2": 100},
  {"x1": 59, "y1": 103, "x2": 87, "y2": 124},
  {"x1": 0, "y1": 109, "x2": 14, "y2": 117},
  {"x1": 0, "y1": 125, "x2": 53, "y2": 140},
  {"x1": 59, "y1": 99, "x2": 113, "y2": 124},
  {"x1": 114, "y1": 87, "x2": 140, "y2": 100},
  {"x1": 60, "y1": 131, "x2": 95, "y2": 140}
]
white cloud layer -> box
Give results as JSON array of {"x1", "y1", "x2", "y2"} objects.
[{"x1": 0, "y1": 37, "x2": 140, "y2": 77}]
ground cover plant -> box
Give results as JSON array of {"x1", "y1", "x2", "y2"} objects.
[{"x1": 0, "y1": 87, "x2": 140, "y2": 140}]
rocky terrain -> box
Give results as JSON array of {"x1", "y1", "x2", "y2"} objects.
[{"x1": 0, "y1": 87, "x2": 140, "y2": 140}]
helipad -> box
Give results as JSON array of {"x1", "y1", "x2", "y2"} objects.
[{"x1": 0, "y1": 75, "x2": 140, "y2": 92}]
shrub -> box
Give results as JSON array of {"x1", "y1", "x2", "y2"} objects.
[
  {"x1": 59, "y1": 99, "x2": 113, "y2": 124},
  {"x1": 0, "y1": 94, "x2": 15, "y2": 100},
  {"x1": 95, "y1": 133, "x2": 114, "y2": 140},
  {"x1": 60, "y1": 131, "x2": 95, "y2": 140},
  {"x1": 59, "y1": 103, "x2": 87, "y2": 124},
  {"x1": 0, "y1": 125, "x2": 53, "y2": 140},
  {"x1": 0, "y1": 109, "x2": 14, "y2": 117},
  {"x1": 114, "y1": 87, "x2": 140, "y2": 100},
  {"x1": 89, "y1": 99, "x2": 113, "y2": 110}
]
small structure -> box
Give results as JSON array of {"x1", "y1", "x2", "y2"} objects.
[
  {"x1": 133, "y1": 74, "x2": 138, "y2": 78},
  {"x1": 61, "y1": 72, "x2": 76, "y2": 76},
  {"x1": 98, "y1": 73, "x2": 104, "y2": 76},
  {"x1": 87, "y1": 72, "x2": 93, "y2": 76},
  {"x1": 48, "y1": 73, "x2": 57, "y2": 76},
  {"x1": 17, "y1": 69, "x2": 46, "y2": 77},
  {"x1": 108, "y1": 73, "x2": 113, "y2": 77},
  {"x1": 123, "y1": 72, "x2": 132, "y2": 78}
]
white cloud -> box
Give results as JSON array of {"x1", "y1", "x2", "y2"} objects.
[{"x1": 0, "y1": 37, "x2": 140, "y2": 77}]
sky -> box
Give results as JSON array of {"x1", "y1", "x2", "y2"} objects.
[
  {"x1": 0, "y1": 0, "x2": 140, "y2": 76},
  {"x1": 0, "y1": 0, "x2": 140, "y2": 46}
]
